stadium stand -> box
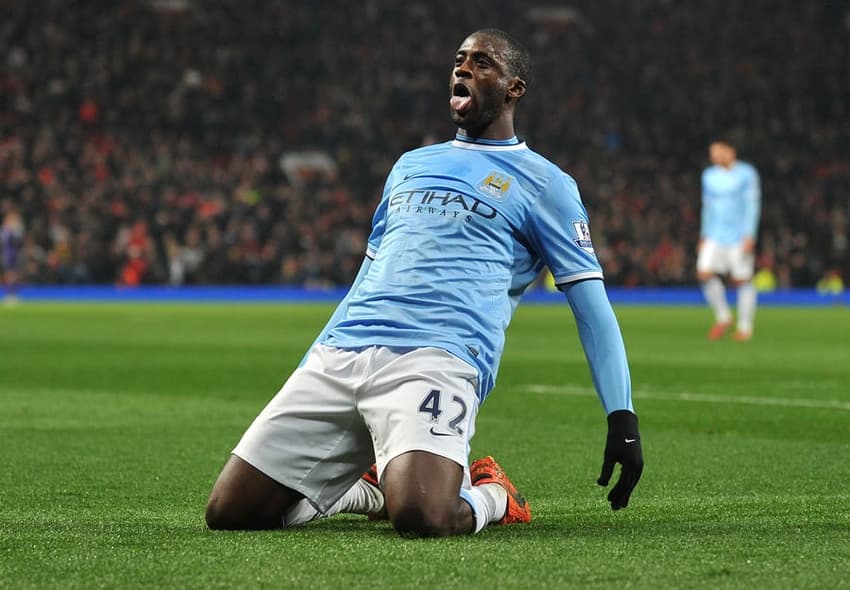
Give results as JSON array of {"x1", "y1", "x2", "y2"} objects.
[{"x1": 1, "y1": 1, "x2": 847, "y2": 287}]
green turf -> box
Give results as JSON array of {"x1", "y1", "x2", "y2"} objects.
[{"x1": 1, "y1": 302, "x2": 848, "y2": 589}]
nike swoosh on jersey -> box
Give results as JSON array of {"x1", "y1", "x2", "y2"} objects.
[{"x1": 402, "y1": 168, "x2": 430, "y2": 181}]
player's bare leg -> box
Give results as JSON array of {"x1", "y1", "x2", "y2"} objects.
[
  {"x1": 205, "y1": 455, "x2": 303, "y2": 530},
  {"x1": 382, "y1": 451, "x2": 473, "y2": 537},
  {"x1": 382, "y1": 450, "x2": 526, "y2": 537},
  {"x1": 699, "y1": 271, "x2": 732, "y2": 339},
  {"x1": 207, "y1": 456, "x2": 384, "y2": 530}
]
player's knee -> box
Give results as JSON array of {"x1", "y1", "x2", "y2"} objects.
[
  {"x1": 389, "y1": 500, "x2": 455, "y2": 538},
  {"x1": 205, "y1": 455, "x2": 294, "y2": 530},
  {"x1": 205, "y1": 497, "x2": 228, "y2": 530},
  {"x1": 205, "y1": 491, "x2": 265, "y2": 530},
  {"x1": 205, "y1": 494, "x2": 238, "y2": 530}
]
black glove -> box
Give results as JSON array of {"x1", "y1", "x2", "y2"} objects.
[{"x1": 597, "y1": 410, "x2": 644, "y2": 510}]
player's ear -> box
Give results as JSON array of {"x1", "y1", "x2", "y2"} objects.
[{"x1": 507, "y1": 77, "x2": 527, "y2": 101}]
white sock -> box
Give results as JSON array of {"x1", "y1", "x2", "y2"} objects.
[
  {"x1": 459, "y1": 484, "x2": 507, "y2": 534},
  {"x1": 736, "y1": 282, "x2": 757, "y2": 333},
  {"x1": 702, "y1": 276, "x2": 732, "y2": 324},
  {"x1": 282, "y1": 479, "x2": 384, "y2": 528},
  {"x1": 282, "y1": 499, "x2": 322, "y2": 527}
]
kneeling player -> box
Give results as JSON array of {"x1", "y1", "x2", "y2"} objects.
[{"x1": 206, "y1": 29, "x2": 642, "y2": 537}]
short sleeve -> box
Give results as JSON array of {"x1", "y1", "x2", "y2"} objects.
[{"x1": 524, "y1": 172, "x2": 603, "y2": 285}]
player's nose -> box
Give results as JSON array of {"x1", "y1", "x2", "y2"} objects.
[{"x1": 453, "y1": 59, "x2": 472, "y2": 79}]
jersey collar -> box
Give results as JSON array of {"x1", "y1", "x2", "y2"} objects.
[{"x1": 451, "y1": 133, "x2": 528, "y2": 151}]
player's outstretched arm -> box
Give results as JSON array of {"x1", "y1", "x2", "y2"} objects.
[{"x1": 559, "y1": 278, "x2": 644, "y2": 510}]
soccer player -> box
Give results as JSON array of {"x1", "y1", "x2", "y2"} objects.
[
  {"x1": 698, "y1": 141, "x2": 761, "y2": 341},
  {"x1": 1, "y1": 204, "x2": 24, "y2": 306},
  {"x1": 206, "y1": 29, "x2": 643, "y2": 537}
]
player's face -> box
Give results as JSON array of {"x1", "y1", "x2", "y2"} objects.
[
  {"x1": 449, "y1": 34, "x2": 512, "y2": 131},
  {"x1": 709, "y1": 143, "x2": 736, "y2": 168}
]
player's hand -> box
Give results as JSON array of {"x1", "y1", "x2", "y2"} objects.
[
  {"x1": 597, "y1": 410, "x2": 644, "y2": 510},
  {"x1": 741, "y1": 237, "x2": 755, "y2": 254}
]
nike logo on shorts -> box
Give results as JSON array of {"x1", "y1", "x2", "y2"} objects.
[{"x1": 429, "y1": 427, "x2": 455, "y2": 437}]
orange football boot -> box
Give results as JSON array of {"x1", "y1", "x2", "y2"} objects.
[
  {"x1": 707, "y1": 321, "x2": 732, "y2": 340},
  {"x1": 732, "y1": 330, "x2": 752, "y2": 342},
  {"x1": 470, "y1": 456, "x2": 531, "y2": 525}
]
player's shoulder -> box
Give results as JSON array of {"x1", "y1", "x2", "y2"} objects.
[
  {"x1": 736, "y1": 161, "x2": 758, "y2": 176},
  {"x1": 388, "y1": 141, "x2": 452, "y2": 174},
  {"x1": 399, "y1": 140, "x2": 453, "y2": 160},
  {"x1": 527, "y1": 148, "x2": 581, "y2": 199}
]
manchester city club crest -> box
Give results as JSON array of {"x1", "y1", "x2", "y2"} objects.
[{"x1": 477, "y1": 170, "x2": 513, "y2": 200}]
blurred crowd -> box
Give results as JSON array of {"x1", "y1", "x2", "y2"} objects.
[{"x1": 1, "y1": 0, "x2": 848, "y2": 287}]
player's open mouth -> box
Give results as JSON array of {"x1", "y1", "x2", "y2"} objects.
[{"x1": 450, "y1": 83, "x2": 473, "y2": 115}]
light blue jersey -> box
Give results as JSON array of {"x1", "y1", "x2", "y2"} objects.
[
  {"x1": 701, "y1": 161, "x2": 761, "y2": 245},
  {"x1": 322, "y1": 134, "x2": 603, "y2": 401}
]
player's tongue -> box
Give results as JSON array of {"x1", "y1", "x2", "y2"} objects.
[{"x1": 450, "y1": 95, "x2": 472, "y2": 115}]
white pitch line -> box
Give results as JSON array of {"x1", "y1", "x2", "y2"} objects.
[{"x1": 522, "y1": 384, "x2": 850, "y2": 411}]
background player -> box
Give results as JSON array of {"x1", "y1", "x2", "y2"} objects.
[
  {"x1": 206, "y1": 29, "x2": 643, "y2": 537},
  {"x1": 698, "y1": 141, "x2": 761, "y2": 341},
  {"x1": 1, "y1": 202, "x2": 24, "y2": 306}
]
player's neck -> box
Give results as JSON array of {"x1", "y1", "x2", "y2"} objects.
[{"x1": 456, "y1": 116, "x2": 516, "y2": 142}]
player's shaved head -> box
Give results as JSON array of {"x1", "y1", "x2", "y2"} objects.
[
  {"x1": 450, "y1": 29, "x2": 532, "y2": 137},
  {"x1": 471, "y1": 28, "x2": 533, "y2": 89}
]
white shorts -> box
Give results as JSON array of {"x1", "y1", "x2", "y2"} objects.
[
  {"x1": 697, "y1": 239, "x2": 754, "y2": 280},
  {"x1": 232, "y1": 344, "x2": 480, "y2": 513}
]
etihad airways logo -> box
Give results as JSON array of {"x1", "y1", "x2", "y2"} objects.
[{"x1": 389, "y1": 189, "x2": 497, "y2": 222}]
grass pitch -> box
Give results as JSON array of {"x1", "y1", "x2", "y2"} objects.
[{"x1": 1, "y1": 302, "x2": 848, "y2": 589}]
